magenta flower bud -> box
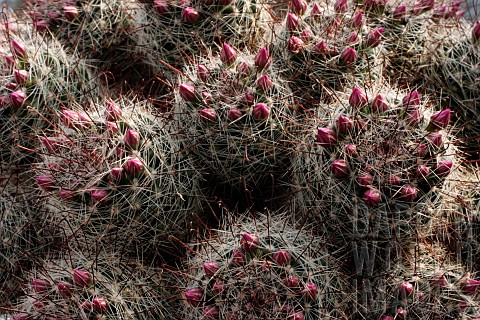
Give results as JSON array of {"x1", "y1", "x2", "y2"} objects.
[
  {"x1": 59, "y1": 189, "x2": 75, "y2": 201},
  {"x1": 462, "y1": 279, "x2": 480, "y2": 294},
  {"x1": 433, "y1": 4, "x2": 447, "y2": 17},
  {"x1": 357, "y1": 173, "x2": 373, "y2": 186},
  {"x1": 32, "y1": 299, "x2": 43, "y2": 309},
  {"x1": 388, "y1": 174, "x2": 402, "y2": 186},
  {"x1": 315, "y1": 41, "x2": 329, "y2": 55},
  {"x1": 351, "y1": 12, "x2": 364, "y2": 29},
  {"x1": 257, "y1": 74, "x2": 273, "y2": 91},
  {"x1": 197, "y1": 64, "x2": 210, "y2": 82},
  {"x1": 179, "y1": 83, "x2": 197, "y2": 102},
  {"x1": 311, "y1": 2, "x2": 323, "y2": 19},
  {"x1": 63, "y1": 5, "x2": 79, "y2": 20},
  {"x1": 347, "y1": 31, "x2": 360, "y2": 44},
  {"x1": 12, "y1": 39, "x2": 27, "y2": 58},
  {"x1": 407, "y1": 109, "x2": 423, "y2": 127},
  {"x1": 334, "y1": 0, "x2": 347, "y2": 12},
  {"x1": 106, "y1": 121, "x2": 119, "y2": 134},
  {"x1": 82, "y1": 300, "x2": 92, "y2": 311},
  {"x1": 56, "y1": 281, "x2": 72, "y2": 297},
  {"x1": 31, "y1": 279, "x2": 50, "y2": 293},
  {"x1": 434, "y1": 275, "x2": 447, "y2": 288},
  {"x1": 317, "y1": 127, "x2": 337, "y2": 147},
  {"x1": 201, "y1": 91, "x2": 212, "y2": 105},
  {"x1": 284, "y1": 276, "x2": 300, "y2": 288},
  {"x1": 286, "y1": 12, "x2": 300, "y2": 31},
  {"x1": 203, "y1": 261, "x2": 220, "y2": 277},
  {"x1": 220, "y1": 43, "x2": 237, "y2": 65},
  {"x1": 393, "y1": 5, "x2": 407, "y2": 19},
  {"x1": 299, "y1": 29, "x2": 312, "y2": 43},
  {"x1": 213, "y1": 279, "x2": 225, "y2": 294},
  {"x1": 344, "y1": 144, "x2": 358, "y2": 157},
  {"x1": 273, "y1": 250, "x2": 291, "y2": 265},
  {"x1": 402, "y1": 91, "x2": 420, "y2": 110},
  {"x1": 371, "y1": 94, "x2": 388, "y2": 112},
  {"x1": 244, "y1": 93, "x2": 254, "y2": 105},
  {"x1": 362, "y1": 188, "x2": 382, "y2": 207},
  {"x1": 427, "y1": 108, "x2": 451, "y2": 131},
  {"x1": 204, "y1": 306, "x2": 220, "y2": 319},
  {"x1": 290, "y1": 0, "x2": 307, "y2": 14},
  {"x1": 380, "y1": 315, "x2": 394, "y2": 320},
  {"x1": 339, "y1": 47, "x2": 357, "y2": 65},
  {"x1": 104, "y1": 101, "x2": 122, "y2": 121},
  {"x1": 427, "y1": 133, "x2": 443, "y2": 148},
  {"x1": 90, "y1": 189, "x2": 108, "y2": 203},
  {"x1": 288, "y1": 36, "x2": 304, "y2": 54},
  {"x1": 398, "y1": 185, "x2": 418, "y2": 202},
  {"x1": 336, "y1": 115, "x2": 354, "y2": 134},
  {"x1": 36, "y1": 174, "x2": 56, "y2": 191},
  {"x1": 349, "y1": 87, "x2": 368, "y2": 109},
  {"x1": 184, "y1": 287, "x2": 204, "y2": 306},
  {"x1": 302, "y1": 282, "x2": 318, "y2": 299},
  {"x1": 228, "y1": 108, "x2": 242, "y2": 121},
  {"x1": 125, "y1": 129, "x2": 140, "y2": 149},
  {"x1": 14, "y1": 69, "x2": 28, "y2": 85},
  {"x1": 10, "y1": 89, "x2": 26, "y2": 108},
  {"x1": 153, "y1": 0, "x2": 169, "y2": 14},
  {"x1": 254, "y1": 47, "x2": 271, "y2": 69},
  {"x1": 289, "y1": 312, "x2": 305, "y2": 320},
  {"x1": 237, "y1": 61, "x2": 252, "y2": 78},
  {"x1": 399, "y1": 281, "x2": 414, "y2": 297},
  {"x1": 416, "y1": 143, "x2": 428, "y2": 157},
  {"x1": 73, "y1": 269, "x2": 92, "y2": 287},
  {"x1": 240, "y1": 233, "x2": 260, "y2": 251},
  {"x1": 110, "y1": 167, "x2": 124, "y2": 181},
  {"x1": 124, "y1": 157, "x2": 143, "y2": 175},
  {"x1": 231, "y1": 251, "x2": 246, "y2": 265},
  {"x1": 365, "y1": 27, "x2": 384, "y2": 48},
  {"x1": 182, "y1": 7, "x2": 199, "y2": 23},
  {"x1": 253, "y1": 103, "x2": 270, "y2": 120},
  {"x1": 200, "y1": 108, "x2": 217, "y2": 122},
  {"x1": 12, "y1": 313, "x2": 31, "y2": 320},
  {"x1": 434, "y1": 160, "x2": 452, "y2": 178},
  {"x1": 92, "y1": 296, "x2": 108, "y2": 313},
  {"x1": 331, "y1": 159, "x2": 348, "y2": 178},
  {"x1": 473, "y1": 22, "x2": 480, "y2": 43},
  {"x1": 415, "y1": 165, "x2": 430, "y2": 178}
]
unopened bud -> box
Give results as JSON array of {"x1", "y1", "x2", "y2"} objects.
[
  {"x1": 399, "y1": 281, "x2": 414, "y2": 297},
  {"x1": 200, "y1": 108, "x2": 217, "y2": 122},
  {"x1": 273, "y1": 250, "x2": 291, "y2": 265},
  {"x1": 284, "y1": 276, "x2": 300, "y2": 287},
  {"x1": 334, "y1": 0, "x2": 347, "y2": 12},
  {"x1": 434, "y1": 160, "x2": 452, "y2": 178},
  {"x1": 125, "y1": 129, "x2": 140, "y2": 149},
  {"x1": 302, "y1": 282, "x2": 318, "y2": 299},
  {"x1": 240, "y1": 233, "x2": 260, "y2": 251},
  {"x1": 315, "y1": 41, "x2": 329, "y2": 55},
  {"x1": 231, "y1": 251, "x2": 246, "y2": 265},
  {"x1": 197, "y1": 64, "x2": 210, "y2": 82},
  {"x1": 254, "y1": 47, "x2": 271, "y2": 69},
  {"x1": 204, "y1": 306, "x2": 220, "y2": 319},
  {"x1": 473, "y1": 22, "x2": 480, "y2": 43},
  {"x1": 339, "y1": 47, "x2": 357, "y2": 65},
  {"x1": 182, "y1": 7, "x2": 199, "y2": 23},
  {"x1": 357, "y1": 173, "x2": 373, "y2": 186},
  {"x1": 73, "y1": 269, "x2": 92, "y2": 287},
  {"x1": 104, "y1": 101, "x2": 122, "y2": 121},
  {"x1": 56, "y1": 281, "x2": 72, "y2": 297},
  {"x1": 237, "y1": 61, "x2": 252, "y2": 78},
  {"x1": 317, "y1": 127, "x2": 337, "y2": 147},
  {"x1": 92, "y1": 296, "x2": 108, "y2": 313},
  {"x1": 253, "y1": 103, "x2": 270, "y2": 120},
  {"x1": 336, "y1": 115, "x2": 354, "y2": 134},
  {"x1": 12, "y1": 39, "x2": 27, "y2": 58},
  {"x1": 90, "y1": 189, "x2": 108, "y2": 203},
  {"x1": 288, "y1": 36, "x2": 304, "y2": 54},
  {"x1": 286, "y1": 13, "x2": 300, "y2": 31},
  {"x1": 365, "y1": 28, "x2": 384, "y2": 48},
  {"x1": 14, "y1": 69, "x2": 28, "y2": 85},
  {"x1": 331, "y1": 159, "x2": 348, "y2": 178},
  {"x1": 124, "y1": 157, "x2": 143, "y2": 176},
  {"x1": 203, "y1": 261, "x2": 221, "y2": 277},
  {"x1": 371, "y1": 94, "x2": 388, "y2": 112},
  {"x1": 179, "y1": 83, "x2": 197, "y2": 102},
  {"x1": 402, "y1": 91, "x2": 420, "y2": 110},
  {"x1": 63, "y1": 5, "x2": 79, "y2": 21},
  {"x1": 228, "y1": 108, "x2": 243, "y2": 121},
  {"x1": 153, "y1": 0, "x2": 169, "y2": 14},
  {"x1": 344, "y1": 144, "x2": 358, "y2": 157},
  {"x1": 257, "y1": 74, "x2": 273, "y2": 91},
  {"x1": 36, "y1": 175, "x2": 56, "y2": 191},
  {"x1": 31, "y1": 279, "x2": 50, "y2": 293},
  {"x1": 10, "y1": 89, "x2": 26, "y2": 108},
  {"x1": 427, "y1": 108, "x2": 451, "y2": 131},
  {"x1": 351, "y1": 12, "x2": 364, "y2": 29},
  {"x1": 398, "y1": 185, "x2": 418, "y2": 202},
  {"x1": 349, "y1": 87, "x2": 368, "y2": 109},
  {"x1": 290, "y1": 0, "x2": 307, "y2": 14},
  {"x1": 362, "y1": 188, "x2": 382, "y2": 207},
  {"x1": 184, "y1": 287, "x2": 204, "y2": 306},
  {"x1": 220, "y1": 43, "x2": 237, "y2": 65}
]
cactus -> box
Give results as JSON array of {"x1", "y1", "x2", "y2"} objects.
[
  {"x1": 34, "y1": 97, "x2": 202, "y2": 260},
  {"x1": 13, "y1": 249, "x2": 172, "y2": 319},
  {"x1": 175, "y1": 45, "x2": 295, "y2": 195},
  {"x1": 174, "y1": 212, "x2": 352, "y2": 319}
]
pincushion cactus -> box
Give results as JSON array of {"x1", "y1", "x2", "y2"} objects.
[
  {"x1": 175, "y1": 212, "x2": 352, "y2": 319},
  {"x1": 175, "y1": 45, "x2": 295, "y2": 194}
]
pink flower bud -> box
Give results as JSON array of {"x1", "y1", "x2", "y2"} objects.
[
  {"x1": 220, "y1": 43, "x2": 237, "y2": 65},
  {"x1": 59, "y1": 189, "x2": 75, "y2": 201},
  {"x1": 200, "y1": 108, "x2": 217, "y2": 122},
  {"x1": 237, "y1": 61, "x2": 252, "y2": 78},
  {"x1": 393, "y1": 5, "x2": 407, "y2": 19},
  {"x1": 351, "y1": 12, "x2": 364, "y2": 29},
  {"x1": 240, "y1": 233, "x2": 260, "y2": 251},
  {"x1": 433, "y1": 4, "x2": 447, "y2": 17},
  {"x1": 357, "y1": 173, "x2": 373, "y2": 186},
  {"x1": 344, "y1": 144, "x2": 358, "y2": 157},
  {"x1": 363, "y1": 188, "x2": 381, "y2": 207},
  {"x1": 5, "y1": 54, "x2": 16, "y2": 67},
  {"x1": 185, "y1": 287, "x2": 204, "y2": 306},
  {"x1": 179, "y1": 83, "x2": 197, "y2": 102},
  {"x1": 213, "y1": 279, "x2": 225, "y2": 294},
  {"x1": 473, "y1": 22, "x2": 480, "y2": 43},
  {"x1": 398, "y1": 185, "x2": 418, "y2": 202},
  {"x1": 286, "y1": 12, "x2": 300, "y2": 31},
  {"x1": 110, "y1": 167, "x2": 124, "y2": 181},
  {"x1": 300, "y1": 29, "x2": 312, "y2": 42},
  {"x1": 124, "y1": 157, "x2": 143, "y2": 175},
  {"x1": 203, "y1": 261, "x2": 220, "y2": 277},
  {"x1": 289, "y1": 312, "x2": 305, "y2": 320},
  {"x1": 197, "y1": 64, "x2": 210, "y2": 82},
  {"x1": 125, "y1": 129, "x2": 140, "y2": 149},
  {"x1": 427, "y1": 108, "x2": 451, "y2": 131},
  {"x1": 364, "y1": 0, "x2": 386, "y2": 11},
  {"x1": 202, "y1": 91, "x2": 212, "y2": 105},
  {"x1": 254, "y1": 47, "x2": 271, "y2": 69},
  {"x1": 371, "y1": 94, "x2": 388, "y2": 112},
  {"x1": 31, "y1": 279, "x2": 50, "y2": 293},
  {"x1": 407, "y1": 109, "x2": 423, "y2": 127},
  {"x1": 253, "y1": 103, "x2": 270, "y2": 120},
  {"x1": 290, "y1": 0, "x2": 307, "y2": 15},
  {"x1": 227, "y1": 108, "x2": 242, "y2": 121},
  {"x1": 63, "y1": 6, "x2": 79, "y2": 20},
  {"x1": 315, "y1": 41, "x2": 329, "y2": 55},
  {"x1": 273, "y1": 250, "x2": 291, "y2": 265},
  {"x1": 231, "y1": 251, "x2": 246, "y2": 265},
  {"x1": 462, "y1": 279, "x2": 480, "y2": 294},
  {"x1": 82, "y1": 300, "x2": 92, "y2": 311},
  {"x1": 380, "y1": 315, "x2": 394, "y2": 320},
  {"x1": 57, "y1": 281, "x2": 72, "y2": 297},
  {"x1": 349, "y1": 87, "x2": 368, "y2": 109},
  {"x1": 10, "y1": 89, "x2": 26, "y2": 108},
  {"x1": 402, "y1": 91, "x2": 420, "y2": 110},
  {"x1": 365, "y1": 27, "x2": 384, "y2": 48},
  {"x1": 311, "y1": 2, "x2": 324, "y2": 19},
  {"x1": 204, "y1": 306, "x2": 220, "y2": 319},
  {"x1": 434, "y1": 160, "x2": 452, "y2": 178},
  {"x1": 434, "y1": 275, "x2": 447, "y2": 288},
  {"x1": 334, "y1": 0, "x2": 347, "y2": 12},
  {"x1": 36, "y1": 175, "x2": 56, "y2": 191},
  {"x1": 73, "y1": 269, "x2": 92, "y2": 287},
  {"x1": 92, "y1": 296, "x2": 108, "y2": 313},
  {"x1": 336, "y1": 115, "x2": 354, "y2": 134},
  {"x1": 14, "y1": 69, "x2": 28, "y2": 85},
  {"x1": 388, "y1": 174, "x2": 402, "y2": 186},
  {"x1": 61, "y1": 109, "x2": 90, "y2": 130},
  {"x1": 106, "y1": 121, "x2": 119, "y2": 134},
  {"x1": 415, "y1": 165, "x2": 430, "y2": 178},
  {"x1": 288, "y1": 36, "x2": 304, "y2": 54},
  {"x1": 339, "y1": 47, "x2": 357, "y2": 65},
  {"x1": 12, "y1": 39, "x2": 27, "y2": 58},
  {"x1": 257, "y1": 74, "x2": 273, "y2": 91},
  {"x1": 427, "y1": 133, "x2": 443, "y2": 148},
  {"x1": 12, "y1": 313, "x2": 31, "y2": 320},
  {"x1": 331, "y1": 159, "x2": 348, "y2": 178},
  {"x1": 90, "y1": 189, "x2": 109, "y2": 203},
  {"x1": 104, "y1": 101, "x2": 122, "y2": 121},
  {"x1": 33, "y1": 299, "x2": 44, "y2": 309},
  {"x1": 284, "y1": 276, "x2": 300, "y2": 287},
  {"x1": 182, "y1": 7, "x2": 199, "y2": 23},
  {"x1": 244, "y1": 93, "x2": 254, "y2": 105},
  {"x1": 399, "y1": 281, "x2": 414, "y2": 296},
  {"x1": 154, "y1": 0, "x2": 169, "y2": 14},
  {"x1": 317, "y1": 127, "x2": 337, "y2": 147},
  {"x1": 303, "y1": 282, "x2": 318, "y2": 299},
  {"x1": 416, "y1": 143, "x2": 428, "y2": 157}
]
